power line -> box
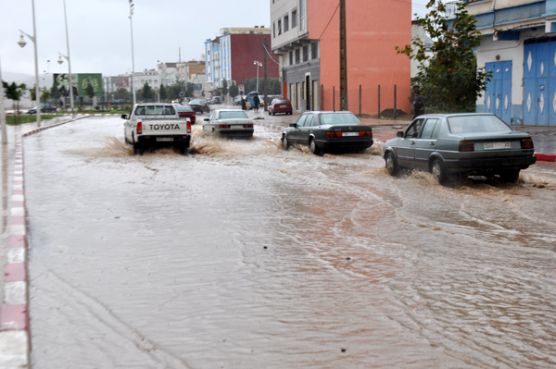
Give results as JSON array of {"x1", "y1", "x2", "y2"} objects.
[
  {"x1": 262, "y1": 43, "x2": 280, "y2": 66},
  {"x1": 318, "y1": 3, "x2": 340, "y2": 40}
]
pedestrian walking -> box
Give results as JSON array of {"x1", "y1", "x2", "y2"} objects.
[
  {"x1": 241, "y1": 96, "x2": 247, "y2": 110},
  {"x1": 412, "y1": 87, "x2": 425, "y2": 118},
  {"x1": 253, "y1": 94, "x2": 260, "y2": 112}
]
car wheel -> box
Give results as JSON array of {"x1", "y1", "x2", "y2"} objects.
[
  {"x1": 282, "y1": 135, "x2": 290, "y2": 150},
  {"x1": 500, "y1": 169, "x2": 520, "y2": 183},
  {"x1": 309, "y1": 138, "x2": 322, "y2": 156},
  {"x1": 430, "y1": 159, "x2": 448, "y2": 185},
  {"x1": 385, "y1": 151, "x2": 400, "y2": 176}
]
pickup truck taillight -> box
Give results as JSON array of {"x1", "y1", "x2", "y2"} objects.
[
  {"x1": 187, "y1": 121, "x2": 192, "y2": 133},
  {"x1": 136, "y1": 120, "x2": 143, "y2": 135}
]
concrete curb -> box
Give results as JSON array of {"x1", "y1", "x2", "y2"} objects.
[
  {"x1": 1, "y1": 117, "x2": 79, "y2": 369},
  {"x1": 535, "y1": 153, "x2": 556, "y2": 162}
]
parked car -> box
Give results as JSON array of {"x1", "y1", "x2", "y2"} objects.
[
  {"x1": 27, "y1": 104, "x2": 57, "y2": 114},
  {"x1": 268, "y1": 98, "x2": 293, "y2": 115},
  {"x1": 383, "y1": 113, "x2": 536, "y2": 184},
  {"x1": 202, "y1": 109, "x2": 254, "y2": 138},
  {"x1": 175, "y1": 104, "x2": 196, "y2": 124},
  {"x1": 189, "y1": 99, "x2": 210, "y2": 114},
  {"x1": 281, "y1": 111, "x2": 373, "y2": 155}
]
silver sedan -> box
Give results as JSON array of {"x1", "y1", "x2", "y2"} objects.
[{"x1": 202, "y1": 109, "x2": 254, "y2": 138}]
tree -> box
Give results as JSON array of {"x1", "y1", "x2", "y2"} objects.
[
  {"x1": 229, "y1": 85, "x2": 239, "y2": 99},
  {"x1": 114, "y1": 88, "x2": 130, "y2": 102},
  {"x1": 397, "y1": 0, "x2": 489, "y2": 112},
  {"x1": 222, "y1": 79, "x2": 229, "y2": 97},
  {"x1": 85, "y1": 81, "x2": 95, "y2": 99},
  {"x1": 140, "y1": 82, "x2": 154, "y2": 102},
  {"x1": 3, "y1": 82, "x2": 27, "y2": 111},
  {"x1": 41, "y1": 88, "x2": 51, "y2": 102},
  {"x1": 159, "y1": 84, "x2": 168, "y2": 101}
]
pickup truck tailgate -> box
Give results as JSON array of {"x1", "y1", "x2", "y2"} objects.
[{"x1": 141, "y1": 120, "x2": 190, "y2": 136}]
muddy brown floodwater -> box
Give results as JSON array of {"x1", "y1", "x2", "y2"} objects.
[{"x1": 24, "y1": 117, "x2": 556, "y2": 369}]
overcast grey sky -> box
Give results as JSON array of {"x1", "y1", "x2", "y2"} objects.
[{"x1": 1, "y1": 0, "x2": 427, "y2": 78}]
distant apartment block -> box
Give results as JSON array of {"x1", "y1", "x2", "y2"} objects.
[
  {"x1": 205, "y1": 27, "x2": 279, "y2": 93},
  {"x1": 271, "y1": 0, "x2": 411, "y2": 115}
]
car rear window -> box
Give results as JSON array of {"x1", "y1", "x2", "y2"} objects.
[
  {"x1": 135, "y1": 105, "x2": 176, "y2": 116},
  {"x1": 218, "y1": 111, "x2": 248, "y2": 119},
  {"x1": 177, "y1": 105, "x2": 193, "y2": 112},
  {"x1": 320, "y1": 112, "x2": 360, "y2": 125},
  {"x1": 448, "y1": 115, "x2": 511, "y2": 134}
]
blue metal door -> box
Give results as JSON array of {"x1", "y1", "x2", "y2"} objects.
[
  {"x1": 484, "y1": 61, "x2": 512, "y2": 124},
  {"x1": 523, "y1": 41, "x2": 556, "y2": 125}
]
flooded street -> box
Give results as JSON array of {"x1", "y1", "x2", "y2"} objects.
[{"x1": 24, "y1": 116, "x2": 556, "y2": 369}]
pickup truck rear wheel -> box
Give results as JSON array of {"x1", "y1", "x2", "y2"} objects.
[{"x1": 133, "y1": 143, "x2": 144, "y2": 156}]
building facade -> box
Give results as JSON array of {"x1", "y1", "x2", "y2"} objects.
[
  {"x1": 205, "y1": 27, "x2": 279, "y2": 93},
  {"x1": 271, "y1": 0, "x2": 411, "y2": 115},
  {"x1": 470, "y1": 0, "x2": 556, "y2": 125}
]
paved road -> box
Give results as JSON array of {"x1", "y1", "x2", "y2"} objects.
[{"x1": 23, "y1": 116, "x2": 556, "y2": 369}]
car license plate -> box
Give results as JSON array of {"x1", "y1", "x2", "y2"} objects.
[
  {"x1": 156, "y1": 137, "x2": 174, "y2": 142},
  {"x1": 279, "y1": 105, "x2": 286, "y2": 108},
  {"x1": 483, "y1": 141, "x2": 511, "y2": 150},
  {"x1": 342, "y1": 132, "x2": 358, "y2": 137}
]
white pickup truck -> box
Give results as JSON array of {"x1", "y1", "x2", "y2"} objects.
[{"x1": 122, "y1": 103, "x2": 191, "y2": 155}]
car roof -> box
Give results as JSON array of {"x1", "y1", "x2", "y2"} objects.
[
  {"x1": 214, "y1": 109, "x2": 246, "y2": 112},
  {"x1": 415, "y1": 112, "x2": 497, "y2": 119},
  {"x1": 303, "y1": 110, "x2": 356, "y2": 114}
]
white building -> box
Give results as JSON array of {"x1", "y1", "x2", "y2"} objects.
[{"x1": 469, "y1": 0, "x2": 556, "y2": 125}]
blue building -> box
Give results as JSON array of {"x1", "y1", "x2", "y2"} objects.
[{"x1": 469, "y1": 0, "x2": 556, "y2": 125}]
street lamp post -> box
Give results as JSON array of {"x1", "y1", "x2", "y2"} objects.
[
  {"x1": 18, "y1": 0, "x2": 40, "y2": 126},
  {"x1": 253, "y1": 60, "x2": 262, "y2": 93},
  {"x1": 57, "y1": 0, "x2": 75, "y2": 117},
  {"x1": 129, "y1": 0, "x2": 137, "y2": 106}
]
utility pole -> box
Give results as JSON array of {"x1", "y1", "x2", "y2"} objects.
[
  {"x1": 339, "y1": 0, "x2": 348, "y2": 111},
  {"x1": 0, "y1": 57, "x2": 7, "y2": 144}
]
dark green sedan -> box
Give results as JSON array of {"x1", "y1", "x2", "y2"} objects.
[
  {"x1": 383, "y1": 113, "x2": 536, "y2": 184},
  {"x1": 281, "y1": 111, "x2": 373, "y2": 155}
]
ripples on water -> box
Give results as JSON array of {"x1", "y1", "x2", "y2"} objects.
[{"x1": 27, "y1": 118, "x2": 556, "y2": 369}]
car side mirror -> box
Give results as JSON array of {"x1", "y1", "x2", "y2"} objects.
[
  {"x1": 397, "y1": 131, "x2": 404, "y2": 138},
  {"x1": 204, "y1": 118, "x2": 209, "y2": 122},
  {"x1": 121, "y1": 114, "x2": 128, "y2": 120},
  {"x1": 289, "y1": 123, "x2": 297, "y2": 128}
]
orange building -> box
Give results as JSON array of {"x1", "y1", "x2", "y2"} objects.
[{"x1": 271, "y1": 0, "x2": 411, "y2": 115}]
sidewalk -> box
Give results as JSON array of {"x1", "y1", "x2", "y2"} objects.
[{"x1": 0, "y1": 115, "x2": 79, "y2": 368}]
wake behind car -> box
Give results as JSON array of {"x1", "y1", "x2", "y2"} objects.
[
  {"x1": 122, "y1": 103, "x2": 191, "y2": 155},
  {"x1": 202, "y1": 109, "x2": 254, "y2": 138},
  {"x1": 383, "y1": 113, "x2": 536, "y2": 184},
  {"x1": 281, "y1": 111, "x2": 373, "y2": 155}
]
